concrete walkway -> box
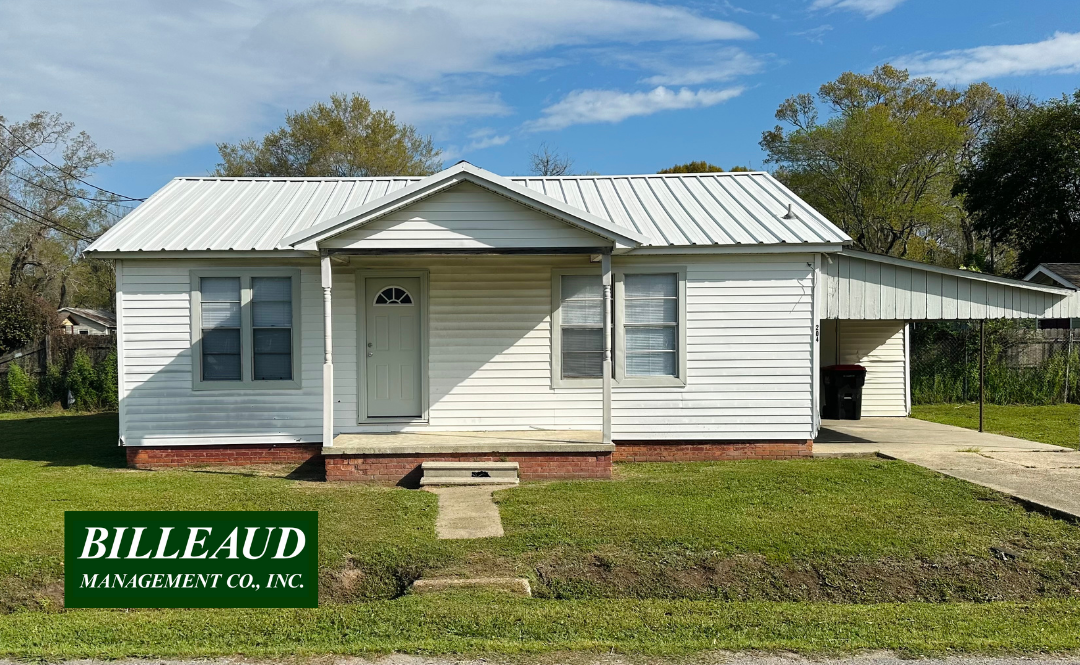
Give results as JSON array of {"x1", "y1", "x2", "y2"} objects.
[
  {"x1": 816, "y1": 417, "x2": 1080, "y2": 519},
  {"x1": 424, "y1": 486, "x2": 511, "y2": 539}
]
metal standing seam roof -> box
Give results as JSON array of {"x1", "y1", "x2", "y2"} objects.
[{"x1": 86, "y1": 170, "x2": 851, "y2": 253}]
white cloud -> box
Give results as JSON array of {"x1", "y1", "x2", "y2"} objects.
[
  {"x1": 896, "y1": 31, "x2": 1080, "y2": 83},
  {"x1": 0, "y1": 0, "x2": 755, "y2": 160},
  {"x1": 810, "y1": 0, "x2": 906, "y2": 18},
  {"x1": 525, "y1": 86, "x2": 744, "y2": 132},
  {"x1": 793, "y1": 25, "x2": 833, "y2": 45},
  {"x1": 614, "y1": 46, "x2": 764, "y2": 85},
  {"x1": 465, "y1": 128, "x2": 511, "y2": 151}
]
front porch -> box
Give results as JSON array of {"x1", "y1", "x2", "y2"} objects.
[{"x1": 324, "y1": 430, "x2": 614, "y2": 485}]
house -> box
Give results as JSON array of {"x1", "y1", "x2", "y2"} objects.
[
  {"x1": 58, "y1": 307, "x2": 116, "y2": 335},
  {"x1": 83, "y1": 162, "x2": 1077, "y2": 483},
  {"x1": 1024, "y1": 263, "x2": 1080, "y2": 330}
]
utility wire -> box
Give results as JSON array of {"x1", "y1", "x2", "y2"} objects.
[
  {"x1": 0, "y1": 194, "x2": 97, "y2": 243},
  {"x1": 4, "y1": 169, "x2": 133, "y2": 221},
  {"x1": 0, "y1": 121, "x2": 145, "y2": 202}
]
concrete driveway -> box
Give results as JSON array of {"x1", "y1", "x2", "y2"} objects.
[{"x1": 816, "y1": 417, "x2": 1080, "y2": 520}]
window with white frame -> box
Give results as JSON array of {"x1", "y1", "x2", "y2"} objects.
[
  {"x1": 192, "y1": 270, "x2": 300, "y2": 389},
  {"x1": 558, "y1": 274, "x2": 604, "y2": 379},
  {"x1": 622, "y1": 273, "x2": 678, "y2": 377}
]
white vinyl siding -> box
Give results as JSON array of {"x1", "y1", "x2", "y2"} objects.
[
  {"x1": 321, "y1": 182, "x2": 606, "y2": 250},
  {"x1": 119, "y1": 260, "x2": 324, "y2": 446},
  {"x1": 822, "y1": 320, "x2": 909, "y2": 417},
  {"x1": 119, "y1": 254, "x2": 817, "y2": 444},
  {"x1": 610, "y1": 255, "x2": 815, "y2": 440},
  {"x1": 341, "y1": 256, "x2": 601, "y2": 431}
]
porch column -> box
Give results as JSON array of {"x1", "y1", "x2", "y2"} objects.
[
  {"x1": 601, "y1": 251, "x2": 612, "y2": 444},
  {"x1": 321, "y1": 251, "x2": 334, "y2": 447}
]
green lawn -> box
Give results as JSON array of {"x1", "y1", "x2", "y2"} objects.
[
  {"x1": 912, "y1": 403, "x2": 1080, "y2": 449},
  {"x1": 4, "y1": 411, "x2": 1080, "y2": 657}
]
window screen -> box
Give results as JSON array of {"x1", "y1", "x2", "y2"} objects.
[
  {"x1": 560, "y1": 274, "x2": 603, "y2": 378},
  {"x1": 624, "y1": 273, "x2": 677, "y2": 377},
  {"x1": 200, "y1": 277, "x2": 242, "y2": 381},
  {"x1": 252, "y1": 277, "x2": 292, "y2": 381}
]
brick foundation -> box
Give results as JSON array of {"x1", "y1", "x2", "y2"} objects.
[
  {"x1": 126, "y1": 444, "x2": 322, "y2": 468},
  {"x1": 611, "y1": 440, "x2": 812, "y2": 462},
  {"x1": 325, "y1": 451, "x2": 612, "y2": 485},
  {"x1": 124, "y1": 439, "x2": 812, "y2": 481}
]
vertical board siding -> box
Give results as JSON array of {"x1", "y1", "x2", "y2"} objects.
[
  {"x1": 837, "y1": 320, "x2": 908, "y2": 417},
  {"x1": 322, "y1": 183, "x2": 604, "y2": 250},
  {"x1": 120, "y1": 259, "x2": 324, "y2": 446},
  {"x1": 823, "y1": 254, "x2": 1073, "y2": 320}
]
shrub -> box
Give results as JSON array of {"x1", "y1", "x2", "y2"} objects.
[
  {"x1": 3, "y1": 363, "x2": 38, "y2": 410},
  {"x1": 95, "y1": 351, "x2": 118, "y2": 409},
  {"x1": 67, "y1": 349, "x2": 99, "y2": 411},
  {"x1": 36, "y1": 362, "x2": 65, "y2": 407}
]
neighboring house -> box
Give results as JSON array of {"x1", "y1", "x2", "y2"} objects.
[
  {"x1": 58, "y1": 308, "x2": 116, "y2": 335},
  {"x1": 1024, "y1": 263, "x2": 1080, "y2": 330},
  {"x1": 83, "y1": 162, "x2": 1077, "y2": 482}
]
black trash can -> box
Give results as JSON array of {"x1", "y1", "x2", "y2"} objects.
[{"x1": 821, "y1": 364, "x2": 867, "y2": 420}]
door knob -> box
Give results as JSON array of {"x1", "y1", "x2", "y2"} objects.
[{"x1": 367, "y1": 351, "x2": 373, "y2": 357}]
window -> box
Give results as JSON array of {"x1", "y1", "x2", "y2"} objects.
[
  {"x1": 252, "y1": 277, "x2": 293, "y2": 381},
  {"x1": 374, "y1": 286, "x2": 413, "y2": 305},
  {"x1": 200, "y1": 277, "x2": 242, "y2": 381},
  {"x1": 552, "y1": 267, "x2": 686, "y2": 389},
  {"x1": 615, "y1": 269, "x2": 685, "y2": 386},
  {"x1": 623, "y1": 273, "x2": 677, "y2": 377},
  {"x1": 558, "y1": 274, "x2": 604, "y2": 379},
  {"x1": 191, "y1": 270, "x2": 301, "y2": 390}
]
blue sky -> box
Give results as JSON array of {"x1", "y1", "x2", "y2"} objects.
[{"x1": 3, "y1": 0, "x2": 1079, "y2": 201}]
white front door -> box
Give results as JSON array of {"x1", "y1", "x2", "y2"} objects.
[{"x1": 365, "y1": 276, "x2": 423, "y2": 418}]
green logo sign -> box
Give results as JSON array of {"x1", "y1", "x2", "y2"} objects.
[{"x1": 64, "y1": 511, "x2": 318, "y2": 608}]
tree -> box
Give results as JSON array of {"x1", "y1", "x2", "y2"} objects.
[
  {"x1": 0, "y1": 285, "x2": 56, "y2": 356},
  {"x1": 954, "y1": 91, "x2": 1080, "y2": 273},
  {"x1": 214, "y1": 94, "x2": 442, "y2": 177},
  {"x1": 658, "y1": 162, "x2": 751, "y2": 173},
  {"x1": 761, "y1": 65, "x2": 1008, "y2": 266},
  {"x1": 0, "y1": 112, "x2": 118, "y2": 307},
  {"x1": 528, "y1": 143, "x2": 574, "y2": 176},
  {"x1": 659, "y1": 161, "x2": 724, "y2": 174}
]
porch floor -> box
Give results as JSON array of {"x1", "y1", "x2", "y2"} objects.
[{"x1": 325, "y1": 429, "x2": 612, "y2": 455}]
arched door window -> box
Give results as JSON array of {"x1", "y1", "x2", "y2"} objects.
[{"x1": 373, "y1": 286, "x2": 414, "y2": 305}]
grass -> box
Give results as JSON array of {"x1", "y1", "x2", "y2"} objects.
[
  {"x1": 5, "y1": 595, "x2": 1080, "y2": 659},
  {"x1": 4, "y1": 411, "x2": 1080, "y2": 656},
  {"x1": 911, "y1": 403, "x2": 1080, "y2": 449}
]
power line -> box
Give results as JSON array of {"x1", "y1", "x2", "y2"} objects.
[
  {"x1": 0, "y1": 121, "x2": 145, "y2": 202},
  {"x1": 0, "y1": 194, "x2": 97, "y2": 243},
  {"x1": 4, "y1": 169, "x2": 134, "y2": 221}
]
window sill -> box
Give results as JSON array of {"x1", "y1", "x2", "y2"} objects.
[
  {"x1": 614, "y1": 375, "x2": 687, "y2": 388},
  {"x1": 192, "y1": 379, "x2": 302, "y2": 391}
]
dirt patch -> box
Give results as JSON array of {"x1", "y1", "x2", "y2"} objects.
[
  {"x1": 0, "y1": 574, "x2": 64, "y2": 613},
  {"x1": 529, "y1": 551, "x2": 1080, "y2": 602}
]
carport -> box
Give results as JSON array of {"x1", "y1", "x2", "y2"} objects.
[{"x1": 817, "y1": 249, "x2": 1079, "y2": 422}]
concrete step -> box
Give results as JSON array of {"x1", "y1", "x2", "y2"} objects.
[{"x1": 420, "y1": 461, "x2": 519, "y2": 486}]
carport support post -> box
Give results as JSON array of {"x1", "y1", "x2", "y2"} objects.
[
  {"x1": 979, "y1": 319, "x2": 985, "y2": 433},
  {"x1": 602, "y1": 251, "x2": 612, "y2": 445},
  {"x1": 321, "y1": 251, "x2": 334, "y2": 448}
]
